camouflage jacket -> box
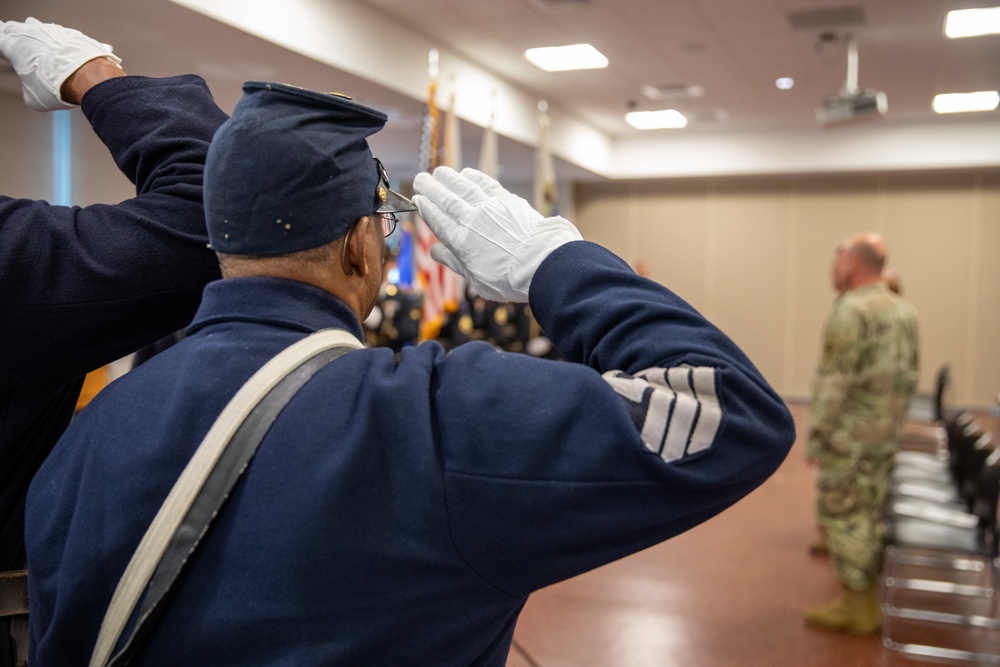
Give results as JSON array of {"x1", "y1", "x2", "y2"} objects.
[{"x1": 806, "y1": 282, "x2": 919, "y2": 460}]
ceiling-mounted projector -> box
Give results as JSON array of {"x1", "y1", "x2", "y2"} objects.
[
  {"x1": 816, "y1": 33, "x2": 887, "y2": 127},
  {"x1": 817, "y1": 89, "x2": 887, "y2": 126}
]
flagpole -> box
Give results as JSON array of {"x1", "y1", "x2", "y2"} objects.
[
  {"x1": 417, "y1": 49, "x2": 445, "y2": 341},
  {"x1": 478, "y1": 90, "x2": 498, "y2": 179},
  {"x1": 534, "y1": 100, "x2": 557, "y2": 217}
]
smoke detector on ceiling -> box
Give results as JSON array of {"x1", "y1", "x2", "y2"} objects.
[
  {"x1": 787, "y1": 5, "x2": 865, "y2": 30},
  {"x1": 525, "y1": 0, "x2": 591, "y2": 15},
  {"x1": 641, "y1": 83, "x2": 705, "y2": 101},
  {"x1": 685, "y1": 109, "x2": 729, "y2": 124}
]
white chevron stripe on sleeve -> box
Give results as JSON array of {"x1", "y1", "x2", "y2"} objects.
[
  {"x1": 662, "y1": 368, "x2": 698, "y2": 462},
  {"x1": 631, "y1": 368, "x2": 673, "y2": 455},
  {"x1": 603, "y1": 365, "x2": 722, "y2": 463},
  {"x1": 601, "y1": 371, "x2": 665, "y2": 453},
  {"x1": 687, "y1": 366, "x2": 722, "y2": 455},
  {"x1": 642, "y1": 386, "x2": 675, "y2": 455},
  {"x1": 601, "y1": 370, "x2": 648, "y2": 403}
]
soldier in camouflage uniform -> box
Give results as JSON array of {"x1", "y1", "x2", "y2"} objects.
[{"x1": 804, "y1": 232, "x2": 919, "y2": 636}]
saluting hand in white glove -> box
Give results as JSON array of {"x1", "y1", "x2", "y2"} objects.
[
  {"x1": 0, "y1": 17, "x2": 121, "y2": 111},
  {"x1": 412, "y1": 167, "x2": 582, "y2": 303}
]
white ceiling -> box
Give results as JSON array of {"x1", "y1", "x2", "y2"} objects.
[
  {"x1": 362, "y1": 0, "x2": 999, "y2": 134},
  {"x1": 2, "y1": 0, "x2": 999, "y2": 184}
]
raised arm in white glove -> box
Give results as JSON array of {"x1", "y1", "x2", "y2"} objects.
[
  {"x1": 0, "y1": 17, "x2": 122, "y2": 111},
  {"x1": 412, "y1": 167, "x2": 582, "y2": 303}
]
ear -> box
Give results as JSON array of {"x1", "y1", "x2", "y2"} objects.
[
  {"x1": 342, "y1": 216, "x2": 373, "y2": 277},
  {"x1": 844, "y1": 250, "x2": 861, "y2": 273}
]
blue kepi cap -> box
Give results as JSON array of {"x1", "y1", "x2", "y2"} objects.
[{"x1": 204, "y1": 81, "x2": 414, "y2": 256}]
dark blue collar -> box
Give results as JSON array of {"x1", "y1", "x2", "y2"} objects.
[{"x1": 186, "y1": 277, "x2": 364, "y2": 340}]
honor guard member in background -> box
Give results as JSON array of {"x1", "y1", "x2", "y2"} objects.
[
  {"x1": 473, "y1": 299, "x2": 531, "y2": 352},
  {"x1": 0, "y1": 18, "x2": 226, "y2": 665},
  {"x1": 367, "y1": 275, "x2": 423, "y2": 355},
  {"x1": 436, "y1": 292, "x2": 475, "y2": 351},
  {"x1": 26, "y1": 80, "x2": 795, "y2": 665},
  {"x1": 804, "y1": 232, "x2": 919, "y2": 636}
]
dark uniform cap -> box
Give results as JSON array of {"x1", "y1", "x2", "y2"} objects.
[{"x1": 205, "y1": 81, "x2": 415, "y2": 256}]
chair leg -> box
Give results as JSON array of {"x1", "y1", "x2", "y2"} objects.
[
  {"x1": 882, "y1": 554, "x2": 1000, "y2": 663},
  {"x1": 883, "y1": 642, "x2": 1000, "y2": 665}
]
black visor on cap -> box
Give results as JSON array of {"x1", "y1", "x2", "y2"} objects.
[{"x1": 373, "y1": 158, "x2": 417, "y2": 214}]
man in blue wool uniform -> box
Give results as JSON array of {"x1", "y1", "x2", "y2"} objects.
[
  {"x1": 0, "y1": 18, "x2": 227, "y2": 665},
  {"x1": 26, "y1": 79, "x2": 795, "y2": 665}
]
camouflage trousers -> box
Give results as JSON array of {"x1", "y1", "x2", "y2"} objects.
[{"x1": 815, "y1": 453, "x2": 894, "y2": 591}]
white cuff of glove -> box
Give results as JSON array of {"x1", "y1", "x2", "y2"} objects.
[{"x1": 0, "y1": 17, "x2": 122, "y2": 111}]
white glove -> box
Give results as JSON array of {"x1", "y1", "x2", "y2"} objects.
[
  {"x1": 0, "y1": 17, "x2": 121, "y2": 111},
  {"x1": 412, "y1": 167, "x2": 582, "y2": 303}
]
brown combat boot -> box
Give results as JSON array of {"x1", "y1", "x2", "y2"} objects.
[{"x1": 804, "y1": 587, "x2": 882, "y2": 636}]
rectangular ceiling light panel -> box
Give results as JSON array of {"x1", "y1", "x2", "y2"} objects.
[
  {"x1": 933, "y1": 91, "x2": 1000, "y2": 113},
  {"x1": 625, "y1": 109, "x2": 688, "y2": 130},
  {"x1": 525, "y1": 44, "x2": 609, "y2": 71},
  {"x1": 945, "y1": 7, "x2": 1000, "y2": 38}
]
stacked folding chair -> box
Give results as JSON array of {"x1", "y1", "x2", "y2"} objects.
[{"x1": 881, "y1": 369, "x2": 1000, "y2": 664}]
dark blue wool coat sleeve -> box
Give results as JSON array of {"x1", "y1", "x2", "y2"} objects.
[
  {"x1": 437, "y1": 241, "x2": 795, "y2": 596},
  {"x1": 0, "y1": 75, "x2": 227, "y2": 387},
  {"x1": 0, "y1": 75, "x2": 227, "y2": 570}
]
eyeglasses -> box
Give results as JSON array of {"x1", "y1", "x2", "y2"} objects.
[
  {"x1": 373, "y1": 157, "x2": 399, "y2": 237},
  {"x1": 375, "y1": 212, "x2": 398, "y2": 237}
]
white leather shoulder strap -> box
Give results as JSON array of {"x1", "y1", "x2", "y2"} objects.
[{"x1": 89, "y1": 329, "x2": 364, "y2": 667}]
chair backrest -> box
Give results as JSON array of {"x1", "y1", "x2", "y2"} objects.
[
  {"x1": 972, "y1": 452, "x2": 1000, "y2": 556},
  {"x1": 958, "y1": 433, "x2": 993, "y2": 507},
  {"x1": 945, "y1": 411, "x2": 968, "y2": 459},
  {"x1": 947, "y1": 415, "x2": 982, "y2": 471},
  {"x1": 933, "y1": 364, "x2": 951, "y2": 423}
]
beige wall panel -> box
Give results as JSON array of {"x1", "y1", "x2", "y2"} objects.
[
  {"x1": 706, "y1": 186, "x2": 790, "y2": 392},
  {"x1": 790, "y1": 181, "x2": 882, "y2": 399},
  {"x1": 575, "y1": 172, "x2": 1000, "y2": 408},
  {"x1": 630, "y1": 184, "x2": 710, "y2": 312},
  {"x1": 973, "y1": 176, "x2": 1000, "y2": 407},
  {"x1": 575, "y1": 184, "x2": 632, "y2": 260},
  {"x1": 881, "y1": 178, "x2": 977, "y2": 400}
]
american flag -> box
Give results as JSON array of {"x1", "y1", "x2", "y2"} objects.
[
  {"x1": 438, "y1": 91, "x2": 464, "y2": 312},
  {"x1": 417, "y1": 78, "x2": 439, "y2": 174},
  {"x1": 415, "y1": 216, "x2": 445, "y2": 340},
  {"x1": 478, "y1": 100, "x2": 498, "y2": 179},
  {"x1": 414, "y1": 74, "x2": 449, "y2": 340}
]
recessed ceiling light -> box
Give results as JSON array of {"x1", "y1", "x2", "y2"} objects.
[
  {"x1": 933, "y1": 91, "x2": 1000, "y2": 113},
  {"x1": 945, "y1": 7, "x2": 1000, "y2": 38},
  {"x1": 625, "y1": 110, "x2": 688, "y2": 130},
  {"x1": 775, "y1": 77, "x2": 795, "y2": 90},
  {"x1": 524, "y1": 44, "x2": 609, "y2": 72}
]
